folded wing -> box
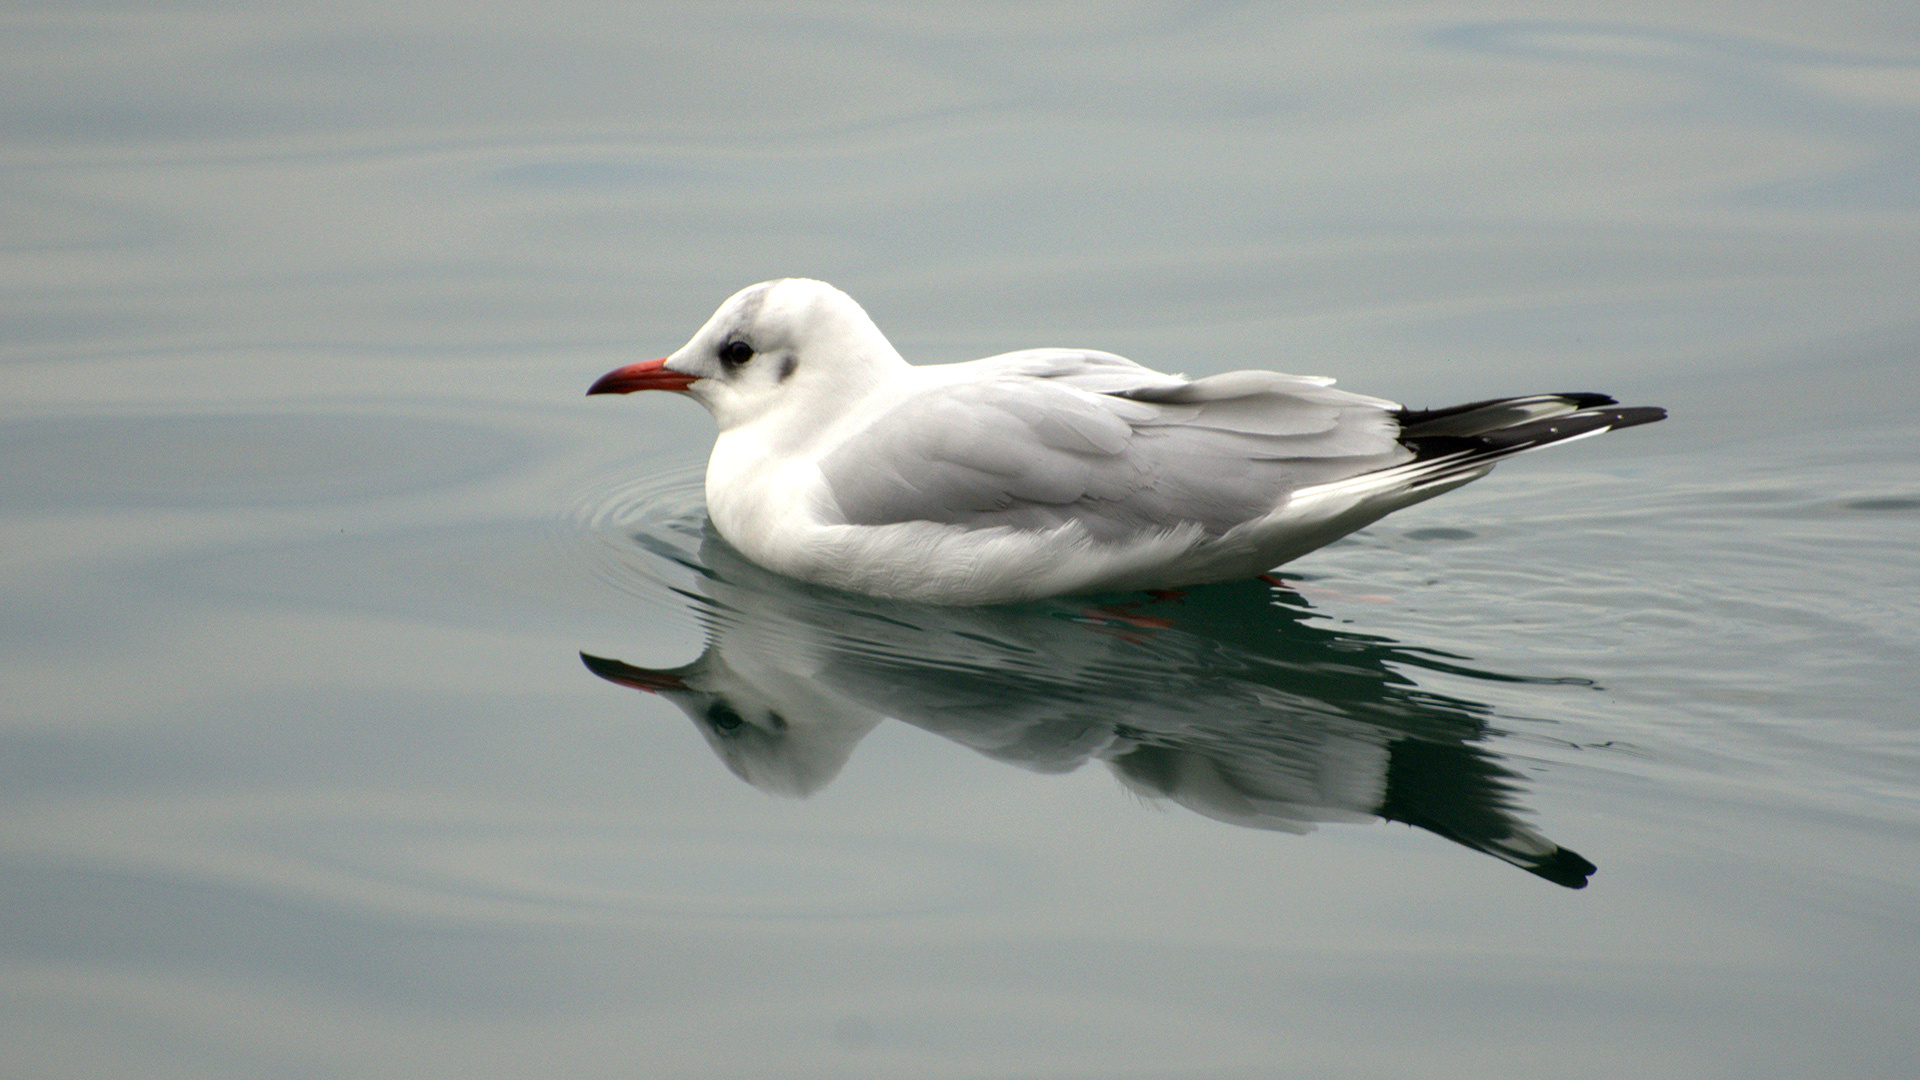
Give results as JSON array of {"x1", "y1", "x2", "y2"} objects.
[{"x1": 818, "y1": 350, "x2": 1412, "y2": 542}]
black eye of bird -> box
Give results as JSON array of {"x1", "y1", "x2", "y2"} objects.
[
  {"x1": 718, "y1": 340, "x2": 754, "y2": 367},
  {"x1": 705, "y1": 702, "x2": 746, "y2": 732}
]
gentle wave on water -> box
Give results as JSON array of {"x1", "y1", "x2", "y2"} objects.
[
  {"x1": 5, "y1": 792, "x2": 1017, "y2": 926},
  {"x1": 563, "y1": 460, "x2": 712, "y2": 611}
]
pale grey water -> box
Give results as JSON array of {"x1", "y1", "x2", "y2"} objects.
[{"x1": 4, "y1": 4, "x2": 1919, "y2": 1078}]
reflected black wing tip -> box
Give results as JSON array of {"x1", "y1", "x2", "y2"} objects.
[{"x1": 1533, "y1": 847, "x2": 1599, "y2": 890}]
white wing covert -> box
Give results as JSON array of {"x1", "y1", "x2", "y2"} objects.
[{"x1": 818, "y1": 350, "x2": 1413, "y2": 542}]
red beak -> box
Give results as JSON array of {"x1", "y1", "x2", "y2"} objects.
[
  {"x1": 580, "y1": 652, "x2": 690, "y2": 693},
  {"x1": 587, "y1": 357, "x2": 700, "y2": 395}
]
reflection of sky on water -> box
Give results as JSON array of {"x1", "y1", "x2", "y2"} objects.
[
  {"x1": 4, "y1": 9, "x2": 1914, "y2": 376},
  {"x1": 1437, "y1": 20, "x2": 1920, "y2": 210}
]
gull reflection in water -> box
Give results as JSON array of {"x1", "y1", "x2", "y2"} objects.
[{"x1": 584, "y1": 531, "x2": 1598, "y2": 888}]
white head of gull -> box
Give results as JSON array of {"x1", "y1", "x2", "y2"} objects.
[{"x1": 590, "y1": 278, "x2": 1664, "y2": 605}]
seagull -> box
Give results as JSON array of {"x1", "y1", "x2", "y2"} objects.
[{"x1": 589, "y1": 278, "x2": 1664, "y2": 604}]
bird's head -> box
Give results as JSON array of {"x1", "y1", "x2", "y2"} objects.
[{"x1": 589, "y1": 278, "x2": 906, "y2": 433}]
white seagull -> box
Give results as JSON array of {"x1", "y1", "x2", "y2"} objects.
[{"x1": 590, "y1": 278, "x2": 1663, "y2": 604}]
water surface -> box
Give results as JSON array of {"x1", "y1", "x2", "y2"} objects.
[{"x1": 4, "y1": 4, "x2": 1919, "y2": 1079}]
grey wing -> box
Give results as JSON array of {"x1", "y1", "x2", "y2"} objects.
[{"x1": 818, "y1": 357, "x2": 1412, "y2": 542}]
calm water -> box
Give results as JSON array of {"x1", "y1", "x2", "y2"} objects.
[{"x1": 5, "y1": 4, "x2": 1919, "y2": 1078}]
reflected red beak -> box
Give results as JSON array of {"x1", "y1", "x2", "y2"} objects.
[
  {"x1": 587, "y1": 357, "x2": 699, "y2": 395},
  {"x1": 580, "y1": 652, "x2": 689, "y2": 693}
]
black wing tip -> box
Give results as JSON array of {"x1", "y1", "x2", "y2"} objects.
[
  {"x1": 1390, "y1": 390, "x2": 1612, "y2": 424},
  {"x1": 1405, "y1": 402, "x2": 1666, "y2": 455},
  {"x1": 1474, "y1": 405, "x2": 1666, "y2": 451},
  {"x1": 1564, "y1": 391, "x2": 1620, "y2": 409},
  {"x1": 1395, "y1": 390, "x2": 1671, "y2": 416},
  {"x1": 1604, "y1": 404, "x2": 1668, "y2": 429},
  {"x1": 1532, "y1": 846, "x2": 1599, "y2": 889},
  {"x1": 1384, "y1": 400, "x2": 1665, "y2": 491}
]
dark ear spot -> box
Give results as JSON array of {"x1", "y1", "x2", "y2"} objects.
[{"x1": 778, "y1": 355, "x2": 797, "y2": 382}]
